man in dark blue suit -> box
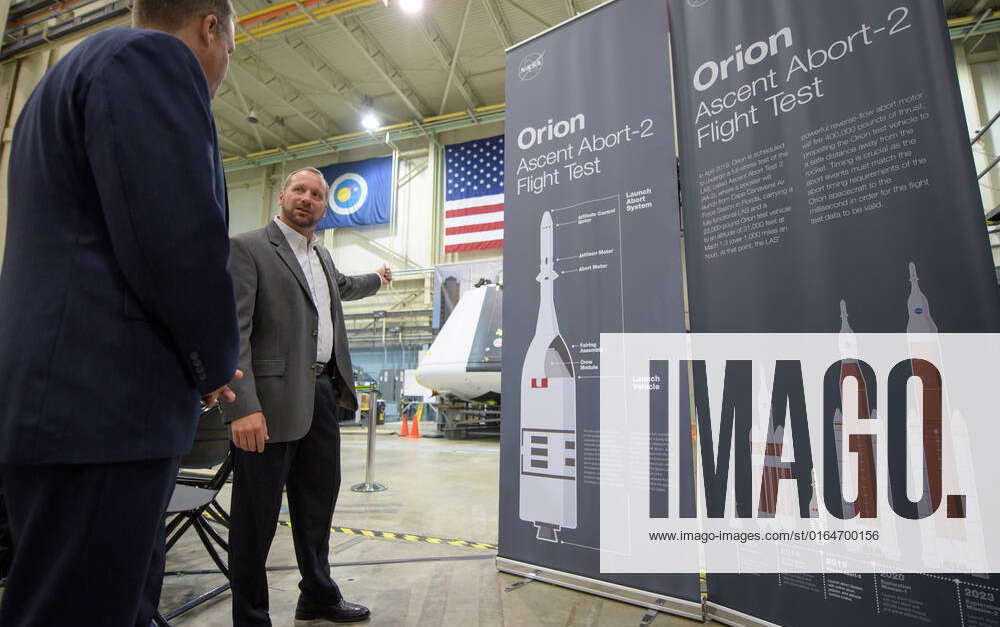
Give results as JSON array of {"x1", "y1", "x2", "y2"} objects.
[{"x1": 0, "y1": 1, "x2": 241, "y2": 624}]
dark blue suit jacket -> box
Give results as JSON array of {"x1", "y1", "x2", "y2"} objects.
[{"x1": 0, "y1": 28, "x2": 239, "y2": 464}]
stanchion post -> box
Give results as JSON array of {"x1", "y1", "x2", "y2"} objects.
[{"x1": 352, "y1": 391, "x2": 387, "y2": 493}]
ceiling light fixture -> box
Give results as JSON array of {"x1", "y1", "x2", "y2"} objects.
[
  {"x1": 362, "y1": 112, "x2": 381, "y2": 130},
  {"x1": 399, "y1": 0, "x2": 423, "y2": 14}
]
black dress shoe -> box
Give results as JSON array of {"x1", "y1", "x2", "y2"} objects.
[{"x1": 294, "y1": 598, "x2": 371, "y2": 623}]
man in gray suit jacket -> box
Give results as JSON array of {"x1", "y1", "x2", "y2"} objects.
[{"x1": 226, "y1": 167, "x2": 390, "y2": 625}]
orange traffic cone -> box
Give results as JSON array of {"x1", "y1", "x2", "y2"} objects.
[
  {"x1": 399, "y1": 409, "x2": 410, "y2": 436},
  {"x1": 407, "y1": 403, "x2": 423, "y2": 438}
]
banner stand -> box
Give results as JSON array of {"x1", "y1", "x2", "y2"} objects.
[
  {"x1": 496, "y1": 558, "x2": 705, "y2": 622},
  {"x1": 705, "y1": 602, "x2": 781, "y2": 627},
  {"x1": 669, "y1": 0, "x2": 1000, "y2": 625},
  {"x1": 499, "y1": 0, "x2": 700, "y2": 617}
]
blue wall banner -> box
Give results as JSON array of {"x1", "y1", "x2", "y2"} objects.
[
  {"x1": 316, "y1": 156, "x2": 392, "y2": 229},
  {"x1": 669, "y1": 0, "x2": 1000, "y2": 625},
  {"x1": 498, "y1": 0, "x2": 701, "y2": 618}
]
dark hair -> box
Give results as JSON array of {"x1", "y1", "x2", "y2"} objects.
[{"x1": 133, "y1": 0, "x2": 234, "y2": 31}]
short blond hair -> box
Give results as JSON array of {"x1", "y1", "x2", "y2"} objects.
[{"x1": 281, "y1": 167, "x2": 329, "y2": 202}]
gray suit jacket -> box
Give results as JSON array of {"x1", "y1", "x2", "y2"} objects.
[{"x1": 226, "y1": 221, "x2": 382, "y2": 443}]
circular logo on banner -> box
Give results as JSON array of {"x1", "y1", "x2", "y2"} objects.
[
  {"x1": 519, "y1": 51, "x2": 545, "y2": 81},
  {"x1": 329, "y1": 173, "x2": 368, "y2": 216}
]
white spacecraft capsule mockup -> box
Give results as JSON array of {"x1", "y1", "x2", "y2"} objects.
[
  {"x1": 519, "y1": 211, "x2": 578, "y2": 543},
  {"x1": 416, "y1": 284, "x2": 502, "y2": 402}
]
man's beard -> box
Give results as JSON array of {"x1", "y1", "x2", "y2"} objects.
[{"x1": 282, "y1": 204, "x2": 319, "y2": 229}]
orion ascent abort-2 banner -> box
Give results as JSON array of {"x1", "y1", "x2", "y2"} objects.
[
  {"x1": 499, "y1": 0, "x2": 699, "y2": 610},
  {"x1": 670, "y1": 0, "x2": 1000, "y2": 625}
]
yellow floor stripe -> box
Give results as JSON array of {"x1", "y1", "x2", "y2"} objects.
[{"x1": 214, "y1": 514, "x2": 497, "y2": 551}]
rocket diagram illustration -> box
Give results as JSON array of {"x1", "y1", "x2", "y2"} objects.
[{"x1": 519, "y1": 211, "x2": 578, "y2": 543}]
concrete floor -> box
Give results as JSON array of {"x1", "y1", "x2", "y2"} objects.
[{"x1": 159, "y1": 426, "x2": 704, "y2": 626}]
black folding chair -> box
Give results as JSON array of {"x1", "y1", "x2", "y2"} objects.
[{"x1": 153, "y1": 405, "x2": 233, "y2": 626}]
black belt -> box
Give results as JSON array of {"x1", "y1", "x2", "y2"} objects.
[{"x1": 313, "y1": 362, "x2": 330, "y2": 377}]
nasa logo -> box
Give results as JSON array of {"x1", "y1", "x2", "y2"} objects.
[
  {"x1": 519, "y1": 51, "x2": 545, "y2": 81},
  {"x1": 687, "y1": 0, "x2": 710, "y2": 7},
  {"x1": 329, "y1": 173, "x2": 369, "y2": 215}
]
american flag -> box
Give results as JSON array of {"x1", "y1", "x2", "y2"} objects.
[{"x1": 444, "y1": 135, "x2": 504, "y2": 254}]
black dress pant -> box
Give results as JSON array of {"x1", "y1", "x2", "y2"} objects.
[
  {"x1": 0, "y1": 456, "x2": 180, "y2": 627},
  {"x1": 230, "y1": 375, "x2": 343, "y2": 626}
]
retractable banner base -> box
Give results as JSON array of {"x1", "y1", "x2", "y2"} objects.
[
  {"x1": 705, "y1": 602, "x2": 781, "y2": 627},
  {"x1": 496, "y1": 558, "x2": 705, "y2": 622}
]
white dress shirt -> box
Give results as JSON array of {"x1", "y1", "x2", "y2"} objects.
[{"x1": 274, "y1": 217, "x2": 333, "y2": 364}]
